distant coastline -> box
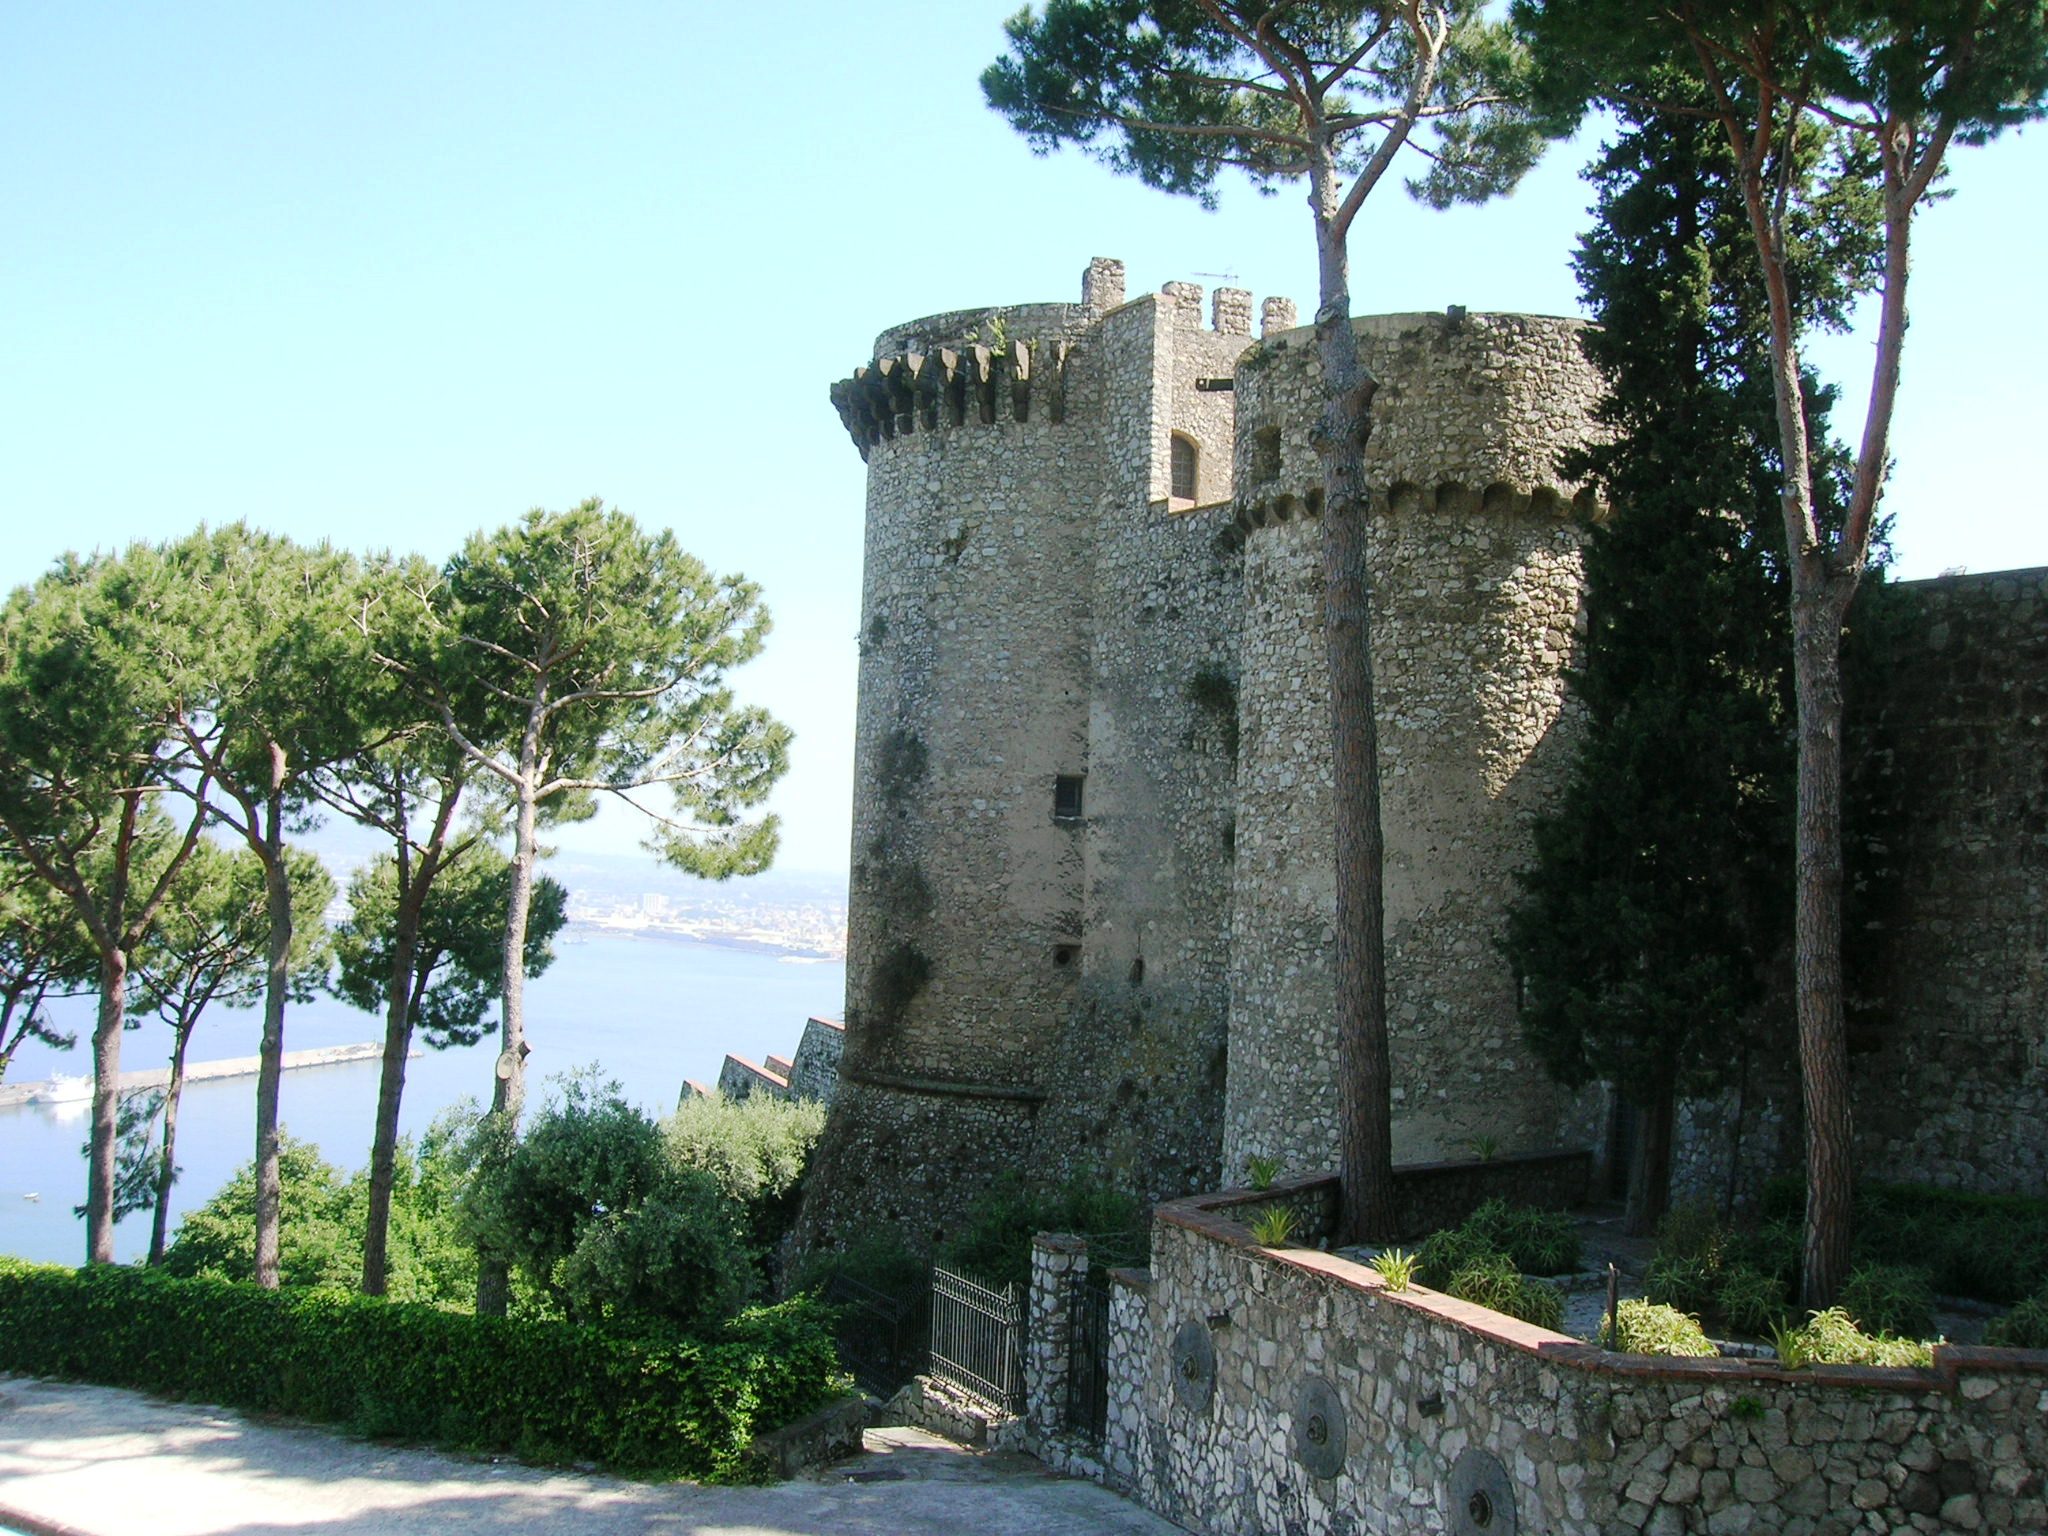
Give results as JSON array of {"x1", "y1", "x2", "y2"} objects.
[{"x1": 564, "y1": 916, "x2": 846, "y2": 964}]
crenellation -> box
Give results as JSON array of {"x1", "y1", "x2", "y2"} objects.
[
  {"x1": 1083, "y1": 255, "x2": 1127, "y2": 314},
  {"x1": 1211, "y1": 287, "x2": 1253, "y2": 336},
  {"x1": 1160, "y1": 280, "x2": 1205, "y2": 330}
]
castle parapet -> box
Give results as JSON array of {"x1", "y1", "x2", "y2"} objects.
[
  {"x1": 829, "y1": 337, "x2": 1075, "y2": 456},
  {"x1": 1230, "y1": 311, "x2": 1606, "y2": 533}
]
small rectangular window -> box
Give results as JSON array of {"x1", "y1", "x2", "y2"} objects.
[
  {"x1": 1170, "y1": 434, "x2": 1199, "y2": 501},
  {"x1": 1053, "y1": 774, "x2": 1085, "y2": 821}
]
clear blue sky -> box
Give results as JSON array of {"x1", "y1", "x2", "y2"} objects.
[{"x1": 3, "y1": 4, "x2": 2041, "y2": 877}]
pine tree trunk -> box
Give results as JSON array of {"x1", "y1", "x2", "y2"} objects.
[
  {"x1": 84, "y1": 949, "x2": 127, "y2": 1264},
  {"x1": 476, "y1": 764, "x2": 541, "y2": 1318},
  {"x1": 1309, "y1": 157, "x2": 1397, "y2": 1246},
  {"x1": 252, "y1": 773, "x2": 293, "y2": 1290},
  {"x1": 361, "y1": 906, "x2": 421, "y2": 1296},
  {"x1": 1623, "y1": 1080, "x2": 1676, "y2": 1237},
  {"x1": 149, "y1": 1027, "x2": 192, "y2": 1265},
  {"x1": 1793, "y1": 576, "x2": 1854, "y2": 1309}
]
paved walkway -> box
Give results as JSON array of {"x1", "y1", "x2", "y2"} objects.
[{"x1": 0, "y1": 1377, "x2": 1185, "y2": 1536}]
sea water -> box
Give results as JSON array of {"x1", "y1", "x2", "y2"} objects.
[{"x1": 0, "y1": 927, "x2": 845, "y2": 1268}]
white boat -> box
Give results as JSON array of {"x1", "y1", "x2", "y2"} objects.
[{"x1": 34, "y1": 1073, "x2": 92, "y2": 1105}]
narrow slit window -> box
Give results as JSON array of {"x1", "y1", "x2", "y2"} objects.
[
  {"x1": 1170, "y1": 434, "x2": 1199, "y2": 501},
  {"x1": 1054, "y1": 774, "x2": 1085, "y2": 821}
]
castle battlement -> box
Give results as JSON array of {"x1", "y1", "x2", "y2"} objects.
[{"x1": 829, "y1": 337, "x2": 1076, "y2": 454}]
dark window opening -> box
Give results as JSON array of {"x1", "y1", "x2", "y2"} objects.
[
  {"x1": 1128, "y1": 956, "x2": 1145, "y2": 986},
  {"x1": 1170, "y1": 434, "x2": 1199, "y2": 501},
  {"x1": 1054, "y1": 774, "x2": 1085, "y2": 821}
]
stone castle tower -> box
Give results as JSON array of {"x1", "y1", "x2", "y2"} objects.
[{"x1": 794, "y1": 258, "x2": 1618, "y2": 1249}]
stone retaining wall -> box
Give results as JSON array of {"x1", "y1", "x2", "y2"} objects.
[{"x1": 1028, "y1": 1180, "x2": 2048, "y2": 1535}]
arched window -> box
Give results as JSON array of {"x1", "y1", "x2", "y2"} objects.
[{"x1": 1170, "y1": 433, "x2": 1199, "y2": 502}]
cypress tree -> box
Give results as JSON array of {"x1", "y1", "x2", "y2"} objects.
[{"x1": 1506, "y1": 88, "x2": 1871, "y2": 1234}]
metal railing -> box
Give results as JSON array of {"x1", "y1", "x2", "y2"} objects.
[
  {"x1": 1066, "y1": 1269, "x2": 1111, "y2": 1442},
  {"x1": 929, "y1": 1265, "x2": 1024, "y2": 1414}
]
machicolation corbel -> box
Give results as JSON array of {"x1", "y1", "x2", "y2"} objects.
[{"x1": 829, "y1": 338, "x2": 1072, "y2": 455}]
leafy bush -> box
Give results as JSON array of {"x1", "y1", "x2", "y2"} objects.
[
  {"x1": 1463, "y1": 1199, "x2": 1582, "y2": 1275},
  {"x1": 1715, "y1": 1263, "x2": 1791, "y2": 1336},
  {"x1": 1610, "y1": 1298, "x2": 1718, "y2": 1358},
  {"x1": 1839, "y1": 1263, "x2": 1936, "y2": 1339},
  {"x1": 464, "y1": 1073, "x2": 763, "y2": 1333},
  {"x1": 162, "y1": 1122, "x2": 475, "y2": 1305},
  {"x1": 936, "y1": 1172, "x2": 1146, "y2": 1291},
  {"x1": 1446, "y1": 1253, "x2": 1565, "y2": 1331},
  {"x1": 662, "y1": 1093, "x2": 826, "y2": 1274},
  {"x1": 1985, "y1": 1287, "x2": 2048, "y2": 1350},
  {"x1": 1762, "y1": 1176, "x2": 2048, "y2": 1305},
  {"x1": 1773, "y1": 1307, "x2": 1934, "y2": 1369},
  {"x1": 1416, "y1": 1224, "x2": 1498, "y2": 1291},
  {"x1": 1645, "y1": 1205, "x2": 1795, "y2": 1335},
  {"x1": 1645, "y1": 1253, "x2": 1721, "y2": 1318},
  {"x1": 0, "y1": 1258, "x2": 840, "y2": 1480}
]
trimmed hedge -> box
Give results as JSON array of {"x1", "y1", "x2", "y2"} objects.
[{"x1": 0, "y1": 1258, "x2": 840, "y2": 1480}]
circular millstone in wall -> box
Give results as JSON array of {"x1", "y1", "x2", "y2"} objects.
[
  {"x1": 1449, "y1": 1448, "x2": 1517, "y2": 1536},
  {"x1": 1291, "y1": 1375, "x2": 1347, "y2": 1480},
  {"x1": 1169, "y1": 1319, "x2": 1216, "y2": 1414}
]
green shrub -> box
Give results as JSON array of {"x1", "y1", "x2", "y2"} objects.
[
  {"x1": 1461, "y1": 1199, "x2": 1582, "y2": 1276},
  {"x1": 936, "y1": 1172, "x2": 1146, "y2": 1291},
  {"x1": 1645, "y1": 1253, "x2": 1721, "y2": 1318},
  {"x1": 1985, "y1": 1288, "x2": 2048, "y2": 1350},
  {"x1": 1655, "y1": 1202, "x2": 1731, "y2": 1265},
  {"x1": 1839, "y1": 1263, "x2": 1936, "y2": 1339},
  {"x1": 162, "y1": 1124, "x2": 475, "y2": 1306},
  {"x1": 1714, "y1": 1263, "x2": 1791, "y2": 1336},
  {"x1": 1446, "y1": 1253, "x2": 1565, "y2": 1331},
  {"x1": 1773, "y1": 1307, "x2": 1933, "y2": 1369},
  {"x1": 1762, "y1": 1178, "x2": 2048, "y2": 1306},
  {"x1": 466, "y1": 1072, "x2": 761, "y2": 1332},
  {"x1": 662, "y1": 1092, "x2": 827, "y2": 1274},
  {"x1": 1244, "y1": 1154, "x2": 1280, "y2": 1191},
  {"x1": 1416, "y1": 1223, "x2": 1497, "y2": 1291},
  {"x1": 1610, "y1": 1298, "x2": 1718, "y2": 1358},
  {"x1": 1988, "y1": 1296, "x2": 2048, "y2": 1350},
  {"x1": 0, "y1": 1258, "x2": 840, "y2": 1480}
]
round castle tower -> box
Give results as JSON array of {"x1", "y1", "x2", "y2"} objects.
[
  {"x1": 1223, "y1": 311, "x2": 1609, "y2": 1178},
  {"x1": 800, "y1": 260, "x2": 1288, "y2": 1251}
]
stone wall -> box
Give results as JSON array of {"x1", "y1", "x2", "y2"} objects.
[
  {"x1": 1033, "y1": 1183, "x2": 2048, "y2": 1536},
  {"x1": 1852, "y1": 569, "x2": 2048, "y2": 1196},
  {"x1": 1224, "y1": 314, "x2": 1608, "y2": 1177}
]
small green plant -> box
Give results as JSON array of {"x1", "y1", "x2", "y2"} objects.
[
  {"x1": 1609, "y1": 1298, "x2": 1717, "y2": 1358},
  {"x1": 1416, "y1": 1201, "x2": 1581, "y2": 1286},
  {"x1": 1244, "y1": 1154, "x2": 1280, "y2": 1192},
  {"x1": 1371, "y1": 1248, "x2": 1417, "y2": 1292},
  {"x1": 1645, "y1": 1253, "x2": 1722, "y2": 1318},
  {"x1": 1466, "y1": 1135, "x2": 1500, "y2": 1162},
  {"x1": 1839, "y1": 1263, "x2": 1936, "y2": 1340},
  {"x1": 1985, "y1": 1286, "x2": 2048, "y2": 1349},
  {"x1": 1416, "y1": 1224, "x2": 1497, "y2": 1291},
  {"x1": 1249, "y1": 1204, "x2": 1299, "y2": 1246},
  {"x1": 1729, "y1": 1394, "x2": 1765, "y2": 1422},
  {"x1": 1714, "y1": 1263, "x2": 1791, "y2": 1337},
  {"x1": 1445, "y1": 1253, "x2": 1565, "y2": 1331},
  {"x1": 1774, "y1": 1307, "x2": 1936, "y2": 1369}
]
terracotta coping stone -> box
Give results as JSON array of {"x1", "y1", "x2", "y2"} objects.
[{"x1": 1153, "y1": 1180, "x2": 2048, "y2": 1394}]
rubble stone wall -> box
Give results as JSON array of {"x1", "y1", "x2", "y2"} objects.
[{"x1": 1040, "y1": 1185, "x2": 2048, "y2": 1536}]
